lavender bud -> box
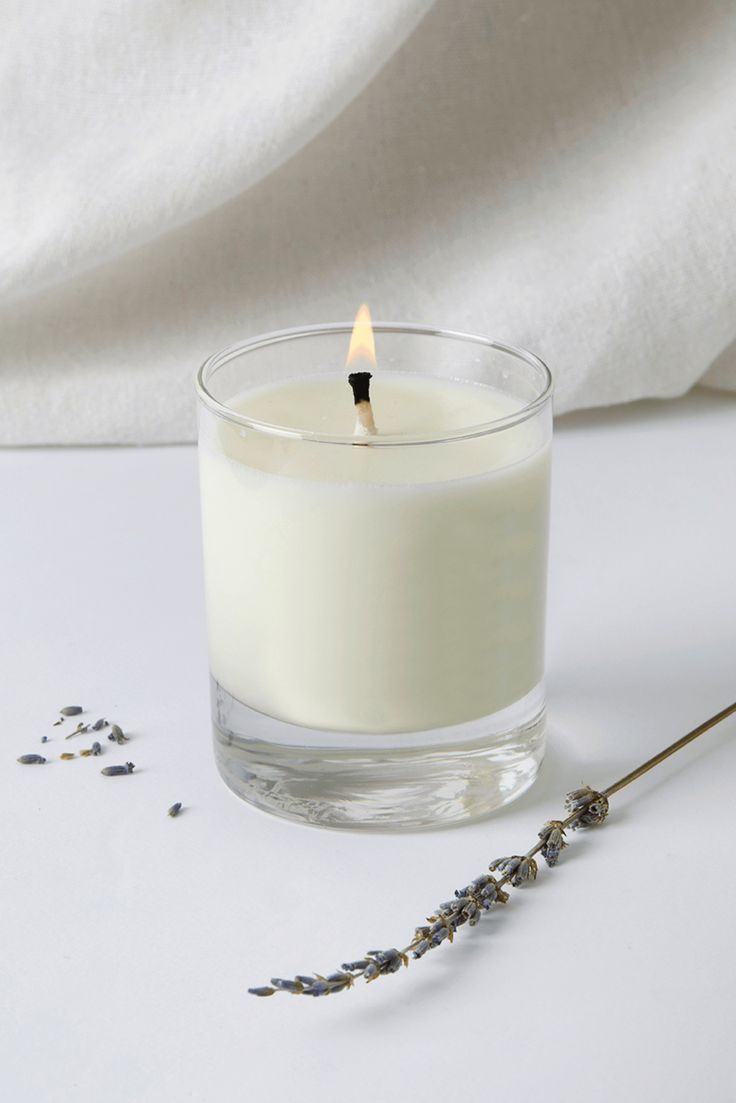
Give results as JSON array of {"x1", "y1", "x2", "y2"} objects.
[
  {"x1": 565, "y1": 786, "x2": 610, "y2": 827},
  {"x1": 307, "y1": 980, "x2": 330, "y2": 996},
  {"x1": 341, "y1": 960, "x2": 370, "y2": 972},
  {"x1": 411, "y1": 939, "x2": 430, "y2": 959},
  {"x1": 270, "y1": 978, "x2": 302, "y2": 993},
  {"x1": 101, "y1": 762, "x2": 135, "y2": 776},
  {"x1": 489, "y1": 855, "x2": 538, "y2": 886},
  {"x1": 326, "y1": 973, "x2": 353, "y2": 991}
]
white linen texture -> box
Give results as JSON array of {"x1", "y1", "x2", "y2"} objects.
[{"x1": 2, "y1": 0, "x2": 735, "y2": 444}]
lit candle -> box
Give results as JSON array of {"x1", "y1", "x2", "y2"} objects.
[{"x1": 197, "y1": 308, "x2": 552, "y2": 827}]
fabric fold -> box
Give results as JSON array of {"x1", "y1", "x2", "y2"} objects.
[
  {"x1": 1, "y1": 0, "x2": 735, "y2": 445},
  {"x1": 3, "y1": 0, "x2": 435, "y2": 301}
]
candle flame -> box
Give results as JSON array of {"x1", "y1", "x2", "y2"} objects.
[{"x1": 346, "y1": 303, "x2": 376, "y2": 367}]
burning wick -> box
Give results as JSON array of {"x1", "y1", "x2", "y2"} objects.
[
  {"x1": 348, "y1": 371, "x2": 376, "y2": 436},
  {"x1": 346, "y1": 303, "x2": 378, "y2": 437}
]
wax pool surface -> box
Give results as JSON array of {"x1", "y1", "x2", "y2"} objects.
[{"x1": 199, "y1": 373, "x2": 550, "y2": 734}]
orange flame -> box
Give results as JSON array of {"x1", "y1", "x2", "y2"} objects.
[{"x1": 346, "y1": 303, "x2": 376, "y2": 367}]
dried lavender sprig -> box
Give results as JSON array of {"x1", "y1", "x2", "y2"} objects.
[{"x1": 249, "y1": 699, "x2": 736, "y2": 999}]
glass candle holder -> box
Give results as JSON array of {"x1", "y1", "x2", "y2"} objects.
[{"x1": 196, "y1": 323, "x2": 552, "y2": 830}]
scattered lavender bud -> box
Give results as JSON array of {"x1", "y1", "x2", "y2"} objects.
[
  {"x1": 52, "y1": 719, "x2": 64, "y2": 727},
  {"x1": 248, "y1": 987, "x2": 276, "y2": 997},
  {"x1": 41, "y1": 736, "x2": 49, "y2": 743},
  {"x1": 64, "y1": 723, "x2": 86, "y2": 740},
  {"x1": 60, "y1": 706, "x2": 83, "y2": 716},
  {"x1": 91, "y1": 718, "x2": 107, "y2": 731},
  {"x1": 109, "y1": 724, "x2": 128, "y2": 745},
  {"x1": 168, "y1": 802, "x2": 183, "y2": 817},
  {"x1": 80, "y1": 743, "x2": 102, "y2": 757},
  {"x1": 60, "y1": 752, "x2": 76, "y2": 760},
  {"x1": 101, "y1": 762, "x2": 135, "y2": 776},
  {"x1": 17, "y1": 753, "x2": 46, "y2": 764}
]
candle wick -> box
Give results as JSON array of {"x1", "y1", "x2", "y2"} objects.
[{"x1": 348, "y1": 372, "x2": 377, "y2": 437}]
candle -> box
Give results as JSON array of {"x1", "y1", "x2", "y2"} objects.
[{"x1": 197, "y1": 311, "x2": 552, "y2": 827}]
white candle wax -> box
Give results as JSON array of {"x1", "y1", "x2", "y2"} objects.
[{"x1": 199, "y1": 371, "x2": 550, "y2": 734}]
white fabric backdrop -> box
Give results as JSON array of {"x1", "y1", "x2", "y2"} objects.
[{"x1": 2, "y1": 0, "x2": 735, "y2": 444}]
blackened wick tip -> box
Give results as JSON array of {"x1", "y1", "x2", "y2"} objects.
[{"x1": 348, "y1": 372, "x2": 372, "y2": 405}]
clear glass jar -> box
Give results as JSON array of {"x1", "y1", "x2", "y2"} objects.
[{"x1": 196, "y1": 323, "x2": 552, "y2": 829}]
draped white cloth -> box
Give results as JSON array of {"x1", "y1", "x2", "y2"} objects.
[{"x1": 2, "y1": 0, "x2": 735, "y2": 444}]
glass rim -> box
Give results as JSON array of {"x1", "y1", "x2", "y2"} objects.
[{"x1": 195, "y1": 321, "x2": 553, "y2": 447}]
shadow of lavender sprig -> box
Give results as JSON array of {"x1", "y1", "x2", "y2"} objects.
[{"x1": 248, "y1": 784, "x2": 606, "y2": 998}]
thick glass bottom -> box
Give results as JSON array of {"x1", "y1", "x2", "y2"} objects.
[{"x1": 211, "y1": 677, "x2": 546, "y2": 831}]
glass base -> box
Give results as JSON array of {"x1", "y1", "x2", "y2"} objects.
[{"x1": 211, "y1": 678, "x2": 546, "y2": 831}]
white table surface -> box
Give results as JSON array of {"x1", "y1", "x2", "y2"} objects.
[{"x1": 2, "y1": 388, "x2": 735, "y2": 1103}]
